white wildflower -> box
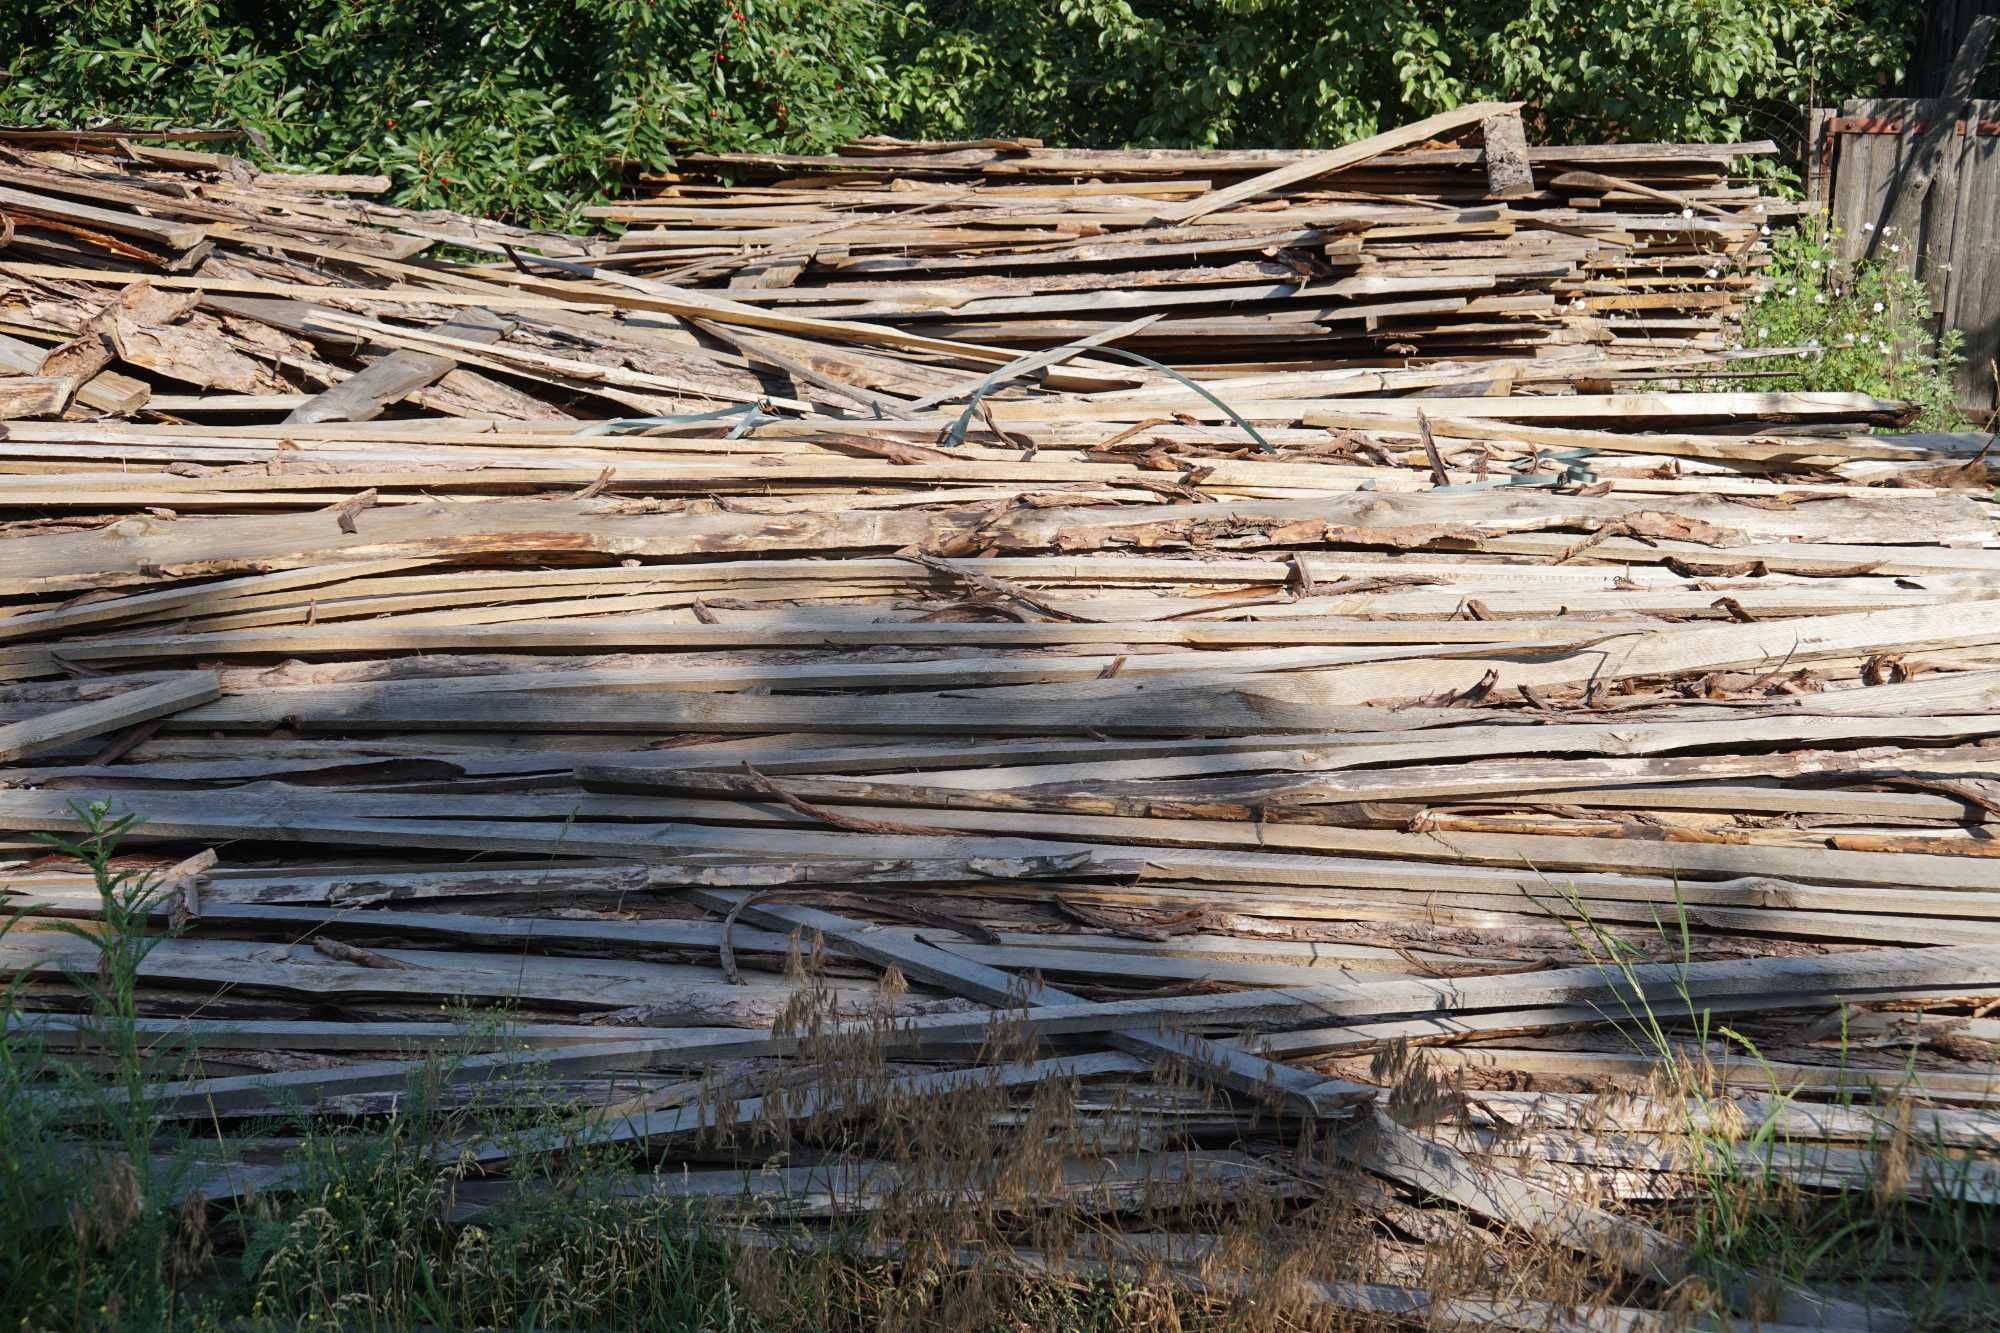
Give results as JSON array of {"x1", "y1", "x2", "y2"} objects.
[
  {"x1": 1872, "y1": 301, "x2": 1885, "y2": 313},
  {"x1": 1880, "y1": 340, "x2": 1892, "y2": 353},
  {"x1": 1814, "y1": 293, "x2": 1826, "y2": 304},
  {"x1": 1759, "y1": 224, "x2": 1770, "y2": 235},
  {"x1": 1754, "y1": 203, "x2": 1766, "y2": 214},
  {"x1": 1680, "y1": 207, "x2": 1693, "y2": 218},
  {"x1": 1890, "y1": 243, "x2": 1901, "y2": 254},
  {"x1": 1862, "y1": 222, "x2": 1876, "y2": 232},
  {"x1": 1706, "y1": 267, "x2": 1720, "y2": 278}
]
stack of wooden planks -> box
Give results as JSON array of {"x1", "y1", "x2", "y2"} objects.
[
  {"x1": 598, "y1": 107, "x2": 1798, "y2": 368},
  {"x1": 2, "y1": 112, "x2": 1997, "y2": 1326}
]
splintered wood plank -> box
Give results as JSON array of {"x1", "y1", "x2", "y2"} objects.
[
  {"x1": 0, "y1": 184, "x2": 208, "y2": 250},
  {"x1": 10, "y1": 488, "x2": 1983, "y2": 595},
  {"x1": 0, "y1": 931, "x2": 878, "y2": 1023}
]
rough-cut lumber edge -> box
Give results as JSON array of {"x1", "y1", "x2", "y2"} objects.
[{"x1": 0, "y1": 376, "x2": 72, "y2": 419}]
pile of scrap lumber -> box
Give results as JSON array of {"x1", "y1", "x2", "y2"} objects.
[
  {"x1": 598, "y1": 105, "x2": 1798, "y2": 366},
  {"x1": 3, "y1": 112, "x2": 1998, "y2": 1327}
]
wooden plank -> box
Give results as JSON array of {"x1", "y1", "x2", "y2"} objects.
[
  {"x1": 0, "y1": 376, "x2": 71, "y2": 419},
  {"x1": 1150, "y1": 103, "x2": 1522, "y2": 223},
  {"x1": 685, "y1": 889, "x2": 1375, "y2": 1117},
  {"x1": 689, "y1": 893, "x2": 1883, "y2": 1317},
  {"x1": 75, "y1": 942, "x2": 2000, "y2": 1120},
  {"x1": 0, "y1": 672, "x2": 218, "y2": 763},
  {"x1": 286, "y1": 307, "x2": 510, "y2": 424},
  {"x1": 1481, "y1": 112, "x2": 1535, "y2": 198},
  {"x1": 0, "y1": 332, "x2": 147, "y2": 414},
  {"x1": 0, "y1": 184, "x2": 207, "y2": 250},
  {"x1": 2, "y1": 121, "x2": 1994, "y2": 1332}
]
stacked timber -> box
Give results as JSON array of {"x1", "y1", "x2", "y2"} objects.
[
  {"x1": 599, "y1": 106, "x2": 1798, "y2": 366},
  {"x1": 0, "y1": 114, "x2": 1996, "y2": 1327}
]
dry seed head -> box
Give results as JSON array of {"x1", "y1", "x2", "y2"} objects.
[
  {"x1": 167, "y1": 1188, "x2": 214, "y2": 1284},
  {"x1": 69, "y1": 1152, "x2": 145, "y2": 1254},
  {"x1": 1871, "y1": 1094, "x2": 1916, "y2": 1208}
]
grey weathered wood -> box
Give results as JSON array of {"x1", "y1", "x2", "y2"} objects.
[
  {"x1": 681, "y1": 896, "x2": 1859, "y2": 1315},
  {"x1": 1828, "y1": 94, "x2": 2000, "y2": 410},
  {"x1": 451, "y1": 1051, "x2": 1148, "y2": 1170},
  {"x1": 0, "y1": 932, "x2": 880, "y2": 1026},
  {"x1": 0, "y1": 672, "x2": 218, "y2": 763},
  {"x1": 684, "y1": 889, "x2": 1375, "y2": 1117},
  {"x1": 1151, "y1": 102, "x2": 1521, "y2": 222},
  {"x1": 286, "y1": 308, "x2": 510, "y2": 424},
  {"x1": 6, "y1": 1013, "x2": 729, "y2": 1052},
  {"x1": 5, "y1": 787, "x2": 1999, "y2": 891},
  {"x1": 1874, "y1": 17, "x2": 1996, "y2": 262},
  {"x1": 76, "y1": 941, "x2": 2000, "y2": 1123},
  {"x1": 1480, "y1": 112, "x2": 1535, "y2": 198}
]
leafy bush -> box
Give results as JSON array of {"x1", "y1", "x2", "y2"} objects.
[
  {"x1": 901, "y1": 0, "x2": 1915, "y2": 177},
  {"x1": 0, "y1": 0, "x2": 935, "y2": 223},
  {"x1": 1, "y1": 1, "x2": 1921, "y2": 222},
  {"x1": 1738, "y1": 220, "x2": 1966, "y2": 430}
]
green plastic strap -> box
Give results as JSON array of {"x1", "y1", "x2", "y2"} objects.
[
  {"x1": 943, "y1": 346, "x2": 1273, "y2": 453},
  {"x1": 576, "y1": 402, "x2": 771, "y2": 439},
  {"x1": 1427, "y1": 446, "x2": 1597, "y2": 493}
]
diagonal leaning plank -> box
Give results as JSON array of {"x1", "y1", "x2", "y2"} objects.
[
  {"x1": 1149, "y1": 103, "x2": 1522, "y2": 224},
  {"x1": 684, "y1": 888, "x2": 1375, "y2": 1117},
  {"x1": 692, "y1": 893, "x2": 1889, "y2": 1325},
  {"x1": 0, "y1": 671, "x2": 219, "y2": 764},
  {"x1": 286, "y1": 307, "x2": 511, "y2": 425}
]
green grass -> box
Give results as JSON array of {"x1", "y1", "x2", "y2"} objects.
[
  {"x1": 5, "y1": 809, "x2": 1997, "y2": 1330},
  {"x1": 0, "y1": 805, "x2": 1177, "y2": 1331},
  {"x1": 1535, "y1": 877, "x2": 2000, "y2": 1329}
]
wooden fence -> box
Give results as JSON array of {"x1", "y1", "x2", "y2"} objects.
[{"x1": 1810, "y1": 98, "x2": 2000, "y2": 418}]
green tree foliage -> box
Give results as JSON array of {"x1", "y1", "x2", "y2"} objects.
[
  {"x1": 902, "y1": 0, "x2": 1915, "y2": 161},
  {"x1": 0, "y1": 2, "x2": 1920, "y2": 216},
  {"x1": 0, "y1": 0, "x2": 934, "y2": 222}
]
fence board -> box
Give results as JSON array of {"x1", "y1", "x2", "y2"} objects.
[{"x1": 1822, "y1": 97, "x2": 2000, "y2": 416}]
